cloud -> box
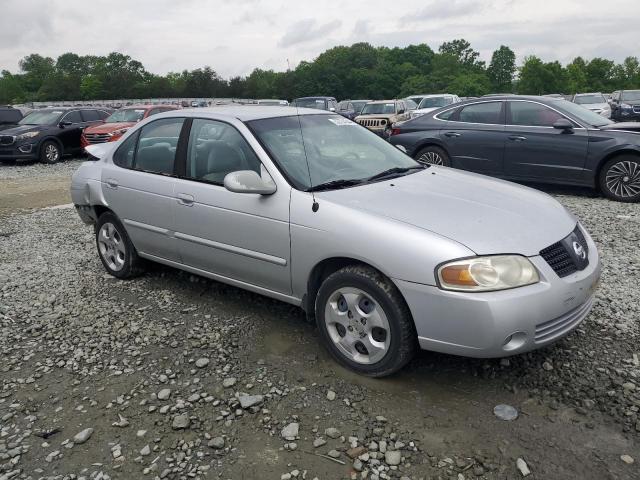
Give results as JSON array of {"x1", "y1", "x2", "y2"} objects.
[
  {"x1": 278, "y1": 19, "x2": 342, "y2": 47},
  {"x1": 401, "y1": 0, "x2": 484, "y2": 23}
]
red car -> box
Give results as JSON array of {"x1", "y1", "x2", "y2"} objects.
[{"x1": 81, "y1": 105, "x2": 179, "y2": 148}]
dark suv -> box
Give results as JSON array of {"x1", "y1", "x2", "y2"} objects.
[
  {"x1": 0, "y1": 107, "x2": 111, "y2": 163},
  {"x1": 610, "y1": 90, "x2": 640, "y2": 121},
  {"x1": 292, "y1": 96, "x2": 338, "y2": 112},
  {"x1": 0, "y1": 107, "x2": 23, "y2": 131}
]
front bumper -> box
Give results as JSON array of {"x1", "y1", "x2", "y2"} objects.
[
  {"x1": 0, "y1": 143, "x2": 38, "y2": 161},
  {"x1": 617, "y1": 110, "x2": 640, "y2": 121},
  {"x1": 395, "y1": 232, "x2": 601, "y2": 358}
]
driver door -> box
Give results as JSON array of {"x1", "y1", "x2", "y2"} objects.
[{"x1": 172, "y1": 118, "x2": 292, "y2": 294}]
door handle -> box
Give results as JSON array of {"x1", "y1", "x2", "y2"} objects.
[
  {"x1": 444, "y1": 132, "x2": 461, "y2": 138},
  {"x1": 176, "y1": 193, "x2": 194, "y2": 206},
  {"x1": 106, "y1": 179, "x2": 119, "y2": 189},
  {"x1": 508, "y1": 135, "x2": 527, "y2": 141}
]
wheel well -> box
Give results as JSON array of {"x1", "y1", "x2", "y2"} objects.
[
  {"x1": 595, "y1": 149, "x2": 640, "y2": 190},
  {"x1": 412, "y1": 140, "x2": 447, "y2": 159},
  {"x1": 39, "y1": 137, "x2": 64, "y2": 153},
  {"x1": 92, "y1": 205, "x2": 113, "y2": 222},
  {"x1": 304, "y1": 257, "x2": 384, "y2": 315}
]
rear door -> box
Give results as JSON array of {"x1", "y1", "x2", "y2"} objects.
[
  {"x1": 441, "y1": 101, "x2": 506, "y2": 175},
  {"x1": 503, "y1": 100, "x2": 588, "y2": 183},
  {"x1": 100, "y1": 117, "x2": 186, "y2": 262},
  {"x1": 172, "y1": 117, "x2": 292, "y2": 294}
]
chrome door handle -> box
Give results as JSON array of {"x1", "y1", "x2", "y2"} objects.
[
  {"x1": 176, "y1": 193, "x2": 194, "y2": 206},
  {"x1": 106, "y1": 179, "x2": 119, "y2": 189},
  {"x1": 444, "y1": 132, "x2": 461, "y2": 138},
  {"x1": 509, "y1": 135, "x2": 527, "y2": 141}
]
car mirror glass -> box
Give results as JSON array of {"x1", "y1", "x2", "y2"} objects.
[
  {"x1": 223, "y1": 170, "x2": 276, "y2": 195},
  {"x1": 553, "y1": 118, "x2": 574, "y2": 130}
]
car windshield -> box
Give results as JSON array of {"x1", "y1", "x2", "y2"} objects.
[
  {"x1": 18, "y1": 110, "x2": 63, "y2": 125},
  {"x1": 418, "y1": 97, "x2": 447, "y2": 108},
  {"x1": 621, "y1": 91, "x2": 640, "y2": 101},
  {"x1": 552, "y1": 99, "x2": 613, "y2": 127},
  {"x1": 294, "y1": 98, "x2": 326, "y2": 109},
  {"x1": 258, "y1": 100, "x2": 283, "y2": 106},
  {"x1": 361, "y1": 103, "x2": 396, "y2": 115},
  {"x1": 351, "y1": 101, "x2": 369, "y2": 113},
  {"x1": 574, "y1": 94, "x2": 605, "y2": 104},
  {"x1": 106, "y1": 109, "x2": 146, "y2": 123},
  {"x1": 248, "y1": 114, "x2": 420, "y2": 190}
]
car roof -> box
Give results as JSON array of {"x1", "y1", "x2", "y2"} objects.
[
  {"x1": 161, "y1": 105, "x2": 331, "y2": 122},
  {"x1": 31, "y1": 106, "x2": 108, "y2": 111},
  {"x1": 123, "y1": 104, "x2": 176, "y2": 109},
  {"x1": 367, "y1": 100, "x2": 399, "y2": 104},
  {"x1": 294, "y1": 96, "x2": 335, "y2": 100},
  {"x1": 574, "y1": 93, "x2": 602, "y2": 96}
]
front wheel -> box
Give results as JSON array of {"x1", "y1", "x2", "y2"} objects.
[
  {"x1": 599, "y1": 155, "x2": 640, "y2": 202},
  {"x1": 315, "y1": 265, "x2": 417, "y2": 377},
  {"x1": 414, "y1": 145, "x2": 450, "y2": 166},
  {"x1": 95, "y1": 212, "x2": 144, "y2": 278},
  {"x1": 40, "y1": 141, "x2": 61, "y2": 164}
]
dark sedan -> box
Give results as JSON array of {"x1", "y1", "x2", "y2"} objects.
[
  {"x1": 390, "y1": 96, "x2": 640, "y2": 202},
  {"x1": 0, "y1": 107, "x2": 111, "y2": 163}
]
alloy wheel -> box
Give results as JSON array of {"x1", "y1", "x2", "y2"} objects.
[
  {"x1": 605, "y1": 160, "x2": 640, "y2": 198},
  {"x1": 324, "y1": 287, "x2": 390, "y2": 364},
  {"x1": 418, "y1": 150, "x2": 444, "y2": 165},
  {"x1": 98, "y1": 222, "x2": 126, "y2": 271},
  {"x1": 45, "y1": 144, "x2": 59, "y2": 162}
]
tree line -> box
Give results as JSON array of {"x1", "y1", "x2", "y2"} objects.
[{"x1": 1, "y1": 39, "x2": 639, "y2": 105}]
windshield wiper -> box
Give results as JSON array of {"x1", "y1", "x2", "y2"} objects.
[
  {"x1": 365, "y1": 165, "x2": 426, "y2": 182},
  {"x1": 307, "y1": 178, "x2": 364, "y2": 192}
]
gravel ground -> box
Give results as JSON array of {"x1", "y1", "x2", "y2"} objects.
[{"x1": 0, "y1": 162, "x2": 639, "y2": 479}]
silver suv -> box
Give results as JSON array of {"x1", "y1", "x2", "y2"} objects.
[{"x1": 71, "y1": 107, "x2": 600, "y2": 377}]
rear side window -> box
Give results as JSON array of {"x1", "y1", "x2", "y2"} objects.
[
  {"x1": 434, "y1": 108, "x2": 457, "y2": 121},
  {"x1": 81, "y1": 110, "x2": 100, "y2": 122},
  {"x1": 63, "y1": 110, "x2": 83, "y2": 124},
  {"x1": 185, "y1": 118, "x2": 262, "y2": 184},
  {"x1": 97, "y1": 110, "x2": 111, "y2": 119},
  {"x1": 457, "y1": 102, "x2": 502, "y2": 124},
  {"x1": 134, "y1": 118, "x2": 185, "y2": 175},
  {"x1": 113, "y1": 132, "x2": 138, "y2": 168},
  {"x1": 0, "y1": 109, "x2": 22, "y2": 124},
  {"x1": 508, "y1": 102, "x2": 564, "y2": 127}
]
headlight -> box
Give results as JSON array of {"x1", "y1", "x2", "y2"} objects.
[
  {"x1": 437, "y1": 255, "x2": 539, "y2": 292},
  {"x1": 109, "y1": 128, "x2": 129, "y2": 137},
  {"x1": 16, "y1": 131, "x2": 39, "y2": 141},
  {"x1": 621, "y1": 103, "x2": 632, "y2": 109}
]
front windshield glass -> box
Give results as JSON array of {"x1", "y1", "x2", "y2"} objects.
[
  {"x1": 248, "y1": 114, "x2": 419, "y2": 190},
  {"x1": 106, "y1": 109, "x2": 146, "y2": 123},
  {"x1": 351, "y1": 101, "x2": 368, "y2": 113},
  {"x1": 574, "y1": 94, "x2": 605, "y2": 104},
  {"x1": 621, "y1": 91, "x2": 640, "y2": 101},
  {"x1": 552, "y1": 99, "x2": 612, "y2": 127},
  {"x1": 19, "y1": 110, "x2": 63, "y2": 125},
  {"x1": 294, "y1": 98, "x2": 326, "y2": 109},
  {"x1": 418, "y1": 97, "x2": 447, "y2": 108},
  {"x1": 361, "y1": 103, "x2": 396, "y2": 115}
]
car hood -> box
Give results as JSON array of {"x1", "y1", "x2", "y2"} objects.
[
  {"x1": 356, "y1": 114, "x2": 396, "y2": 120},
  {"x1": 581, "y1": 102, "x2": 609, "y2": 110},
  {"x1": 0, "y1": 123, "x2": 19, "y2": 132},
  {"x1": 316, "y1": 168, "x2": 575, "y2": 256},
  {"x1": 84, "y1": 122, "x2": 132, "y2": 134},
  {"x1": 621, "y1": 99, "x2": 640, "y2": 106},
  {"x1": 599, "y1": 122, "x2": 640, "y2": 133},
  {"x1": 0, "y1": 124, "x2": 49, "y2": 135}
]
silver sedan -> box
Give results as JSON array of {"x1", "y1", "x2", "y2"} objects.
[{"x1": 71, "y1": 107, "x2": 601, "y2": 377}]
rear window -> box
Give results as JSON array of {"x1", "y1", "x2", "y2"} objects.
[{"x1": 0, "y1": 109, "x2": 22, "y2": 124}]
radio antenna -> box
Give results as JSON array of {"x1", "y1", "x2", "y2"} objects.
[{"x1": 295, "y1": 102, "x2": 319, "y2": 212}]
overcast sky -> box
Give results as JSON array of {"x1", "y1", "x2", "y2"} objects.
[{"x1": 1, "y1": 0, "x2": 638, "y2": 78}]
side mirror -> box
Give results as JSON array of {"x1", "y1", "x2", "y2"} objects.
[
  {"x1": 224, "y1": 170, "x2": 276, "y2": 195},
  {"x1": 59, "y1": 121, "x2": 73, "y2": 128},
  {"x1": 329, "y1": 107, "x2": 336, "y2": 112},
  {"x1": 553, "y1": 118, "x2": 574, "y2": 131},
  {"x1": 398, "y1": 109, "x2": 406, "y2": 114}
]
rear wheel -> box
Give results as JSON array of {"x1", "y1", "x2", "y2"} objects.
[
  {"x1": 414, "y1": 145, "x2": 450, "y2": 166},
  {"x1": 315, "y1": 265, "x2": 417, "y2": 377},
  {"x1": 599, "y1": 155, "x2": 640, "y2": 202},
  {"x1": 95, "y1": 212, "x2": 144, "y2": 278},
  {"x1": 40, "y1": 141, "x2": 61, "y2": 164}
]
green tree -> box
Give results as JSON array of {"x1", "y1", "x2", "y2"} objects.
[
  {"x1": 80, "y1": 75, "x2": 103, "y2": 99},
  {"x1": 487, "y1": 46, "x2": 516, "y2": 92}
]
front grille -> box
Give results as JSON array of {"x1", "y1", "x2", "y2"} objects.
[
  {"x1": 539, "y1": 225, "x2": 589, "y2": 277},
  {"x1": 534, "y1": 296, "x2": 594, "y2": 343},
  {"x1": 84, "y1": 133, "x2": 111, "y2": 144},
  {"x1": 357, "y1": 118, "x2": 387, "y2": 128},
  {"x1": 0, "y1": 135, "x2": 15, "y2": 146}
]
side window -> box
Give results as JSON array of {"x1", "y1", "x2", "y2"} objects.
[
  {"x1": 337, "y1": 101, "x2": 347, "y2": 111},
  {"x1": 113, "y1": 132, "x2": 139, "y2": 169},
  {"x1": 185, "y1": 119, "x2": 262, "y2": 184},
  {"x1": 147, "y1": 108, "x2": 161, "y2": 117},
  {"x1": 457, "y1": 102, "x2": 502, "y2": 124},
  {"x1": 81, "y1": 110, "x2": 100, "y2": 122},
  {"x1": 63, "y1": 110, "x2": 83, "y2": 124},
  {"x1": 435, "y1": 108, "x2": 457, "y2": 121},
  {"x1": 97, "y1": 110, "x2": 110, "y2": 119},
  {"x1": 508, "y1": 102, "x2": 564, "y2": 127},
  {"x1": 134, "y1": 118, "x2": 184, "y2": 175}
]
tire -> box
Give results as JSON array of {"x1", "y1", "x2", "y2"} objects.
[
  {"x1": 40, "y1": 140, "x2": 62, "y2": 164},
  {"x1": 315, "y1": 265, "x2": 417, "y2": 377},
  {"x1": 95, "y1": 212, "x2": 144, "y2": 279},
  {"x1": 414, "y1": 145, "x2": 450, "y2": 166},
  {"x1": 598, "y1": 155, "x2": 640, "y2": 203}
]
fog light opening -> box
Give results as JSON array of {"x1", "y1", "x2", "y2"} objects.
[{"x1": 502, "y1": 331, "x2": 527, "y2": 351}]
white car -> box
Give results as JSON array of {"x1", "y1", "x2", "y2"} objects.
[
  {"x1": 410, "y1": 94, "x2": 461, "y2": 119},
  {"x1": 572, "y1": 93, "x2": 611, "y2": 118}
]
